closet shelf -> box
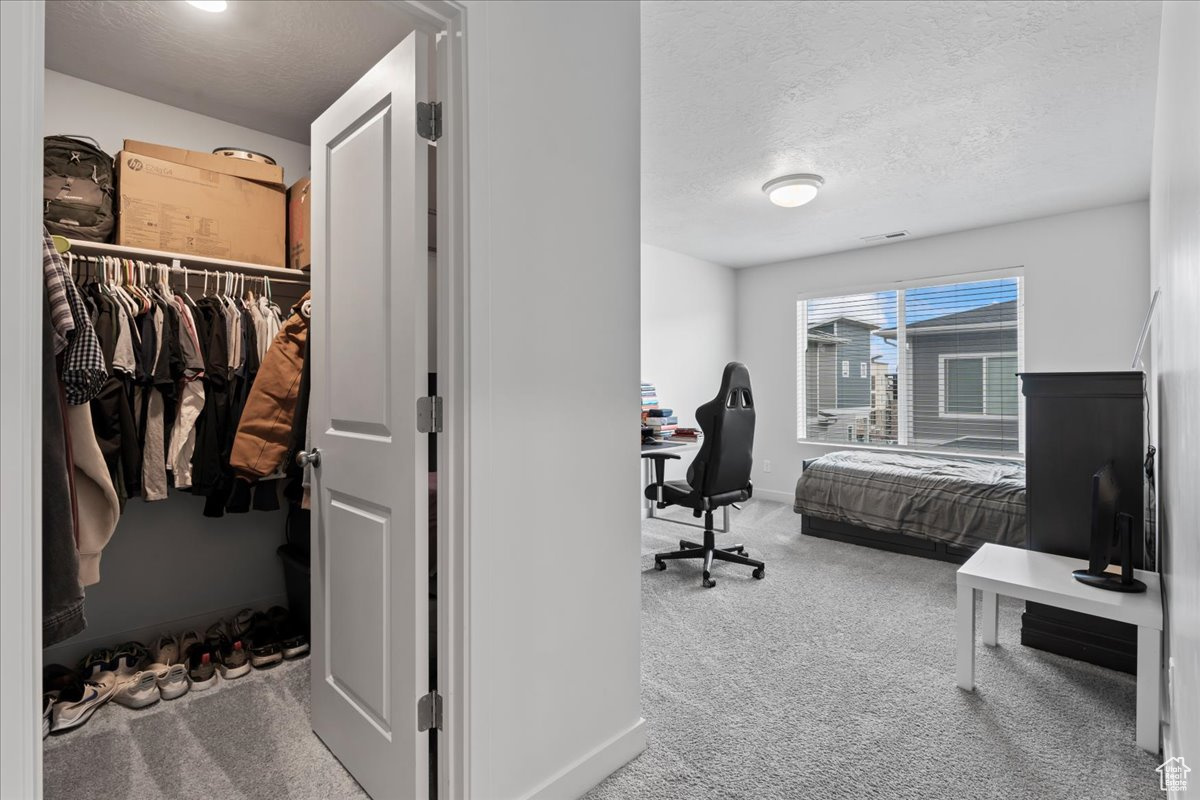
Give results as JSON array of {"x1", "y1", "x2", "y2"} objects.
[{"x1": 63, "y1": 239, "x2": 310, "y2": 283}]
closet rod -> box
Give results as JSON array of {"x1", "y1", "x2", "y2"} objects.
[{"x1": 59, "y1": 237, "x2": 310, "y2": 283}]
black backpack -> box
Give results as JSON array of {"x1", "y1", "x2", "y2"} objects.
[{"x1": 44, "y1": 135, "x2": 115, "y2": 242}]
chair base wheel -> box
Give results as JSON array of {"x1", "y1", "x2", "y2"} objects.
[
  {"x1": 702, "y1": 573, "x2": 716, "y2": 588},
  {"x1": 752, "y1": 567, "x2": 765, "y2": 580},
  {"x1": 654, "y1": 559, "x2": 666, "y2": 571}
]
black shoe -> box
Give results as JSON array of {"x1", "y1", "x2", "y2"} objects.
[
  {"x1": 267, "y1": 606, "x2": 309, "y2": 659},
  {"x1": 243, "y1": 612, "x2": 283, "y2": 668}
]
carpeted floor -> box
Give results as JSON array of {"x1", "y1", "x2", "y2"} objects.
[
  {"x1": 584, "y1": 500, "x2": 1162, "y2": 800},
  {"x1": 45, "y1": 500, "x2": 1163, "y2": 799},
  {"x1": 43, "y1": 657, "x2": 368, "y2": 800}
]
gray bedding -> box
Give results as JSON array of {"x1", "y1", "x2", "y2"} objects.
[{"x1": 793, "y1": 450, "x2": 1026, "y2": 549}]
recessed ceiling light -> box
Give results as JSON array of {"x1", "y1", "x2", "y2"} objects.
[
  {"x1": 763, "y1": 174, "x2": 824, "y2": 208},
  {"x1": 186, "y1": 0, "x2": 228, "y2": 12}
]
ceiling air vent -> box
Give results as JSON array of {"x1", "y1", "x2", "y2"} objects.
[{"x1": 861, "y1": 230, "x2": 910, "y2": 244}]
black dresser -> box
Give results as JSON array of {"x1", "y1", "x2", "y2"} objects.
[{"x1": 1019, "y1": 371, "x2": 1145, "y2": 674}]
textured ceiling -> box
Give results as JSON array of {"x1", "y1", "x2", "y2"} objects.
[
  {"x1": 642, "y1": 0, "x2": 1162, "y2": 267},
  {"x1": 45, "y1": 1, "x2": 415, "y2": 143}
]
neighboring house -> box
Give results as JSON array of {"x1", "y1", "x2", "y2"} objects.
[
  {"x1": 878, "y1": 299, "x2": 1020, "y2": 452},
  {"x1": 806, "y1": 317, "x2": 875, "y2": 409},
  {"x1": 805, "y1": 317, "x2": 883, "y2": 442}
]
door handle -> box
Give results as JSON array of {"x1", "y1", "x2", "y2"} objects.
[{"x1": 296, "y1": 448, "x2": 322, "y2": 468}]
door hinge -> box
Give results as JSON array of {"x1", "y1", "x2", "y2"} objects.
[
  {"x1": 417, "y1": 395, "x2": 444, "y2": 433},
  {"x1": 417, "y1": 690, "x2": 443, "y2": 731},
  {"x1": 417, "y1": 101, "x2": 442, "y2": 142}
]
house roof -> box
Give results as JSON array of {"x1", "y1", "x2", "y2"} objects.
[
  {"x1": 808, "y1": 316, "x2": 879, "y2": 332},
  {"x1": 877, "y1": 299, "x2": 1018, "y2": 338},
  {"x1": 807, "y1": 329, "x2": 850, "y2": 345}
]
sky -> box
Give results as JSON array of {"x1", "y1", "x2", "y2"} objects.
[{"x1": 804, "y1": 278, "x2": 1019, "y2": 371}]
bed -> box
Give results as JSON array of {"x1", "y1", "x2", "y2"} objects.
[{"x1": 793, "y1": 450, "x2": 1026, "y2": 563}]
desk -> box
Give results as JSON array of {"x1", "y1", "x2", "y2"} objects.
[
  {"x1": 640, "y1": 440, "x2": 730, "y2": 533},
  {"x1": 956, "y1": 543, "x2": 1162, "y2": 752}
]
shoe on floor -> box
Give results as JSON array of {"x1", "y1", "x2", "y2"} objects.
[
  {"x1": 185, "y1": 643, "x2": 219, "y2": 690},
  {"x1": 78, "y1": 648, "x2": 115, "y2": 678},
  {"x1": 42, "y1": 694, "x2": 55, "y2": 739},
  {"x1": 231, "y1": 608, "x2": 255, "y2": 642},
  {"x1": 110, "y1": 641, "x2": 150, "y2": 676},
  {"x1": 147, "y1": 662, "x2": 190, "y2": 700},
  {"x1": 267, "y1": 606, "x2": 310, "y2": 659},
  {"x1": 178, "y1": 630, "x2": 203, "y2": 662},
  {"x1": 206, "y1": 621, "x2": 251, "y2": 679},
  {"x1": 112, "y1": 671, "x2": 160, "y2": 709},
  {"x1": 151, "y1": 633, "x2": 181, "y2": 666},
  {"x1": 51, "y1": 671, "x2": 118, "y2": 733},
  {"x1": 244, "y1": 612, "x2": 284, "y2": 669}
]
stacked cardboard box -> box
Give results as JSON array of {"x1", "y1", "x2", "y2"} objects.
[{"x1": 116, "y1": 140, "x2": 286, "y2": 267}]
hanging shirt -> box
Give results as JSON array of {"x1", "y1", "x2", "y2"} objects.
[{"x1": 43, "y1": 233, "x2": 107, "y2": 404}]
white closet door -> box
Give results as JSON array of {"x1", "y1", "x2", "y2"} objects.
[{"x1": 309, "y1": 30, "x2": 431, "y2": 800}]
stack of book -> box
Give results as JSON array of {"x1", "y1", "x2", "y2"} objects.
[
  {"x1": 645, "y1": 408, "x2": 678, "y2": 440},
  {"x1": 673, "y1": 426, "x2": 702, "y2": 442},
  {"x1": 641, "y1": 382, "x2": 676, "y2": 444}
]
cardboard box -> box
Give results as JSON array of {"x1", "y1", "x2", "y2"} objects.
[
  {"x1": 124, "y1": 140, "x2": 285, "y2": 188},
  {"x1": 116, "y1": 151, "x2": 285, "y2": 267},
  {"x1": 287, "y1": 177, "x2": 311, "y2": 271}
]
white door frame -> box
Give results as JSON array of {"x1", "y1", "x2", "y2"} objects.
[{"x1": 0, "y1": 2, "x2": 471, "y2": 798}]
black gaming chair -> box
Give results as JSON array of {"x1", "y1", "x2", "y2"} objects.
[{"x1": 642, "y1": 362, "x2": 765, "y2": 588}]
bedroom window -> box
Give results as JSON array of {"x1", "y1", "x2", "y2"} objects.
[{"x1": 797, "y1": 273, "x2": 1023, "y2": 455}]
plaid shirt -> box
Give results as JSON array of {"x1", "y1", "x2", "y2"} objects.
[
  {"x1": 42, "y1": 229, "x2": 74, "y2": 353},
  {"x1": 42, "y1": 230, "x2": 107, "y2": 404}
]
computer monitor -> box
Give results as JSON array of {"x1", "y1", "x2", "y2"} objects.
[{"x1": 1072, "y1": 462, "x2": 1146, "y2": 593}]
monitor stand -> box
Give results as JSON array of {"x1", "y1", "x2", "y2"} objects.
[{"x1": 1072, "y1": 512, "x2": 1147, "y2": 593}]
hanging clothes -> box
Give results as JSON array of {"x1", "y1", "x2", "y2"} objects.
[
  {"x1": 43, "y1": 230, "x2": 107, "y2": 405},
  {"x1": 42, "y1": 286, "x2": 86, "y2": 646},
  {"x1": 231, "y1": 292, "x2": 311, "y2": 481},
  {"x1": 67, "y1": 404, "x2": 120, "y2": 586}
]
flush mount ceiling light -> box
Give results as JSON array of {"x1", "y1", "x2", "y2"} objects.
[
  {"x1": 763, "y1": 174, "x2": 824, "y2": 208},
  {"x1": 186, "y1": 0, "x2": 228, "y2": 11}
]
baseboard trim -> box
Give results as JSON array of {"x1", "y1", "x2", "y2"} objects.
[
  {"x1": 753, "y1": 488, "x2": 794, "y2": 505},
  {"x1": 43, "y1": 592, "x2": 289, "y2": 667},
  {"x1": 521, "y1": 717, "x2": 647, "y2": 800}
]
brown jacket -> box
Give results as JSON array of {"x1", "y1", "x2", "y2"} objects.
[{"x1": 230, "y1": 292, "x2": 310, "y2": 480}]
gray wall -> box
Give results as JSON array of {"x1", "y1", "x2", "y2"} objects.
[
  {"x1": 909, "y1": 329, "x2": 1020, "y2": 450},
  {"x1": 1149, "y1": 0, "x2": 1199, "y2": 771}
]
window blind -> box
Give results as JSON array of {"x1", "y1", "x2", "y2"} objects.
[{"x1": 797, "y1": 276, "x2": 1023, "y2": 456}]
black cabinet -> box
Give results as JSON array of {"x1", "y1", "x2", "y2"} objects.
[{"x1": 1019, "y1": 371, "x2": 1145, "y2": 673}]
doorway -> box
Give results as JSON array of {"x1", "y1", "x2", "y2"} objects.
[{"x1": 0, "y1": 2, "x2": 469, "y2": 798}]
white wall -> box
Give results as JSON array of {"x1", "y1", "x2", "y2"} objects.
[
  {"x1": 737, "y1": 202, "x2": 1150, "y2": 500},
  {"x1": 41, "y1": 69, "x2": 308, "y2": 664},
  {"x1": 640, "y1": 243, "x2": 737, "y2": 429},
  {"x1": 464, "y1": 2, "x2": 644, "y2": 798},
  {"x1": 1149, "y1": 0, "x2": 1200, "y2": 769},
  {"x1": 44, "y1": 70, "x2": 310, "y2": 185}
]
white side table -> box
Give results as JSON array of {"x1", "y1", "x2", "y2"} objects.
[{"x1": 956, "y1": 543, "x2": 1163, "y2": 753}]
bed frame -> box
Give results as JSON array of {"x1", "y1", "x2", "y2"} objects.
[
  {"x1": 796, "y1": 458, "x2": 979, "y2": 565},
  {"x1": 800, "y1": 513, "x2": 976, "y2": 564}
]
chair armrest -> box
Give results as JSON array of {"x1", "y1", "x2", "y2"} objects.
[{"x1": 641, "y1": 452, "x2": 681, "y2": 486}]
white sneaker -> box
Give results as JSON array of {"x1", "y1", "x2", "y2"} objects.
[
  {"x1": 147, "y1": 662, "x2": 190, "y2": 700},
  {"x1": 112, "y1": 671, "x2": 160, "y2": 709},
  {"x1": 51, "y1": 671, "x2": 118, "y2": 733}
]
